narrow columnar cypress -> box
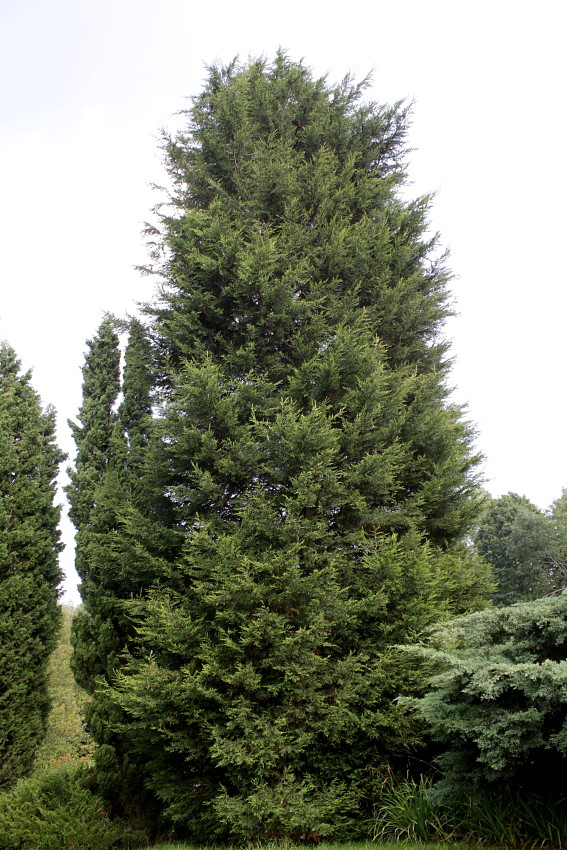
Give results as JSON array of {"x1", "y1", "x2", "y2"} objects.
[
  {"x1": 97, "y1": 54, "x2": 490, "y2": 840},
  {"x1": 67, "y1": 317, "x2": 173, "y2": 826},
  {"x1": 0, "y1": 342, "x2": 65, "y2": 788},
  {"x1": 66, "y1": 316, "x2": 122, "y2": 692}
]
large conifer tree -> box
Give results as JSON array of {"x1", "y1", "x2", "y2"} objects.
[
  {"x1": 0, "y1": 342, "x2": 64, "y2": 788},
  {"x1": 84, "y1": 54, "x2": 490, "y2": 840}
]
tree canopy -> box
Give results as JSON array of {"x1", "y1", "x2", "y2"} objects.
[{"x1": 475, "y1": 492, "x2": 567, "y2": 605}]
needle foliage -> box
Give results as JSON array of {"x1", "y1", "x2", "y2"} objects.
[
  {"x1": 0, "y1": 342, "x2": 65, "y2": 788},
  {"x1": 70, "y1": 53, "x2": 491, "y2": 841}
]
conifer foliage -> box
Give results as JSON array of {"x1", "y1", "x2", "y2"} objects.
[
  {"x1": 73, "y1": 54, "x2": 491, "y2": 840},
  {"x1": 0, "y1": 342, "x2": 65, "y2": 788},
  {"x1": 66, "y1": 317, "x2": 122, "y2": 693},
  {"x1": 66, "y1": 317, "x2": 164, "y2": 824},
  {"x1": 408, "y1": 591, "x2": 567, "y2": 800}
]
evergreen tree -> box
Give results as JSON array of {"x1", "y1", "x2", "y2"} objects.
[
  {"x1": 67, "y1": 317, "x2": 172, "y2": 826},
  {"x1": 66, "y1": 316, "x2": 122, "y2": 693},
  {"x1": 548, "y1": 488, "x2": 567, "y2": 591},
  {"x1": 119, "y1": 318, "x2": 153, "y2": 485},
  {"x1": 102, "y1": 54, "x2": 490, "y2": 840},
  {"x1": 0, "y1": 342, "x2": 65, "y2": 788}
]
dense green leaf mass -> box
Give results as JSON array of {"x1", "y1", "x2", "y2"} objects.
[
  {"x1": 475, "y1": 492, "x2": 567, "y2": 605},
  {"x1": 0, "y1": 343, "x2": 64, "y2": 788},
  {"x1": 407, "y1": 592, "x2": 567, "y2": 799},
  {"x1": 69, "y1": 53, "x2": 490, "y2": 841},
  {"x1": 147, "y1": 52, "x2": 481, "y2": 545}
]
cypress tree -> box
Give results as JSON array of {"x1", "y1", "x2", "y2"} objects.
[
  {"x1": 105, "y1": 54, "x2": 490, "y2": 840},
  {"x1": 67, "y1": 316, "x2": 122, "y2": 693},
  {"x1": 67, "y1": 316, "x2": 172, "y2": 825},
  {"x1": 0, "y1": 342, "x2": 64, "y2": 788},
  {"x1": 119, "y1": 318, "x2": 154, "y2": 484},
  {"x1": 68, "y1": 316, "x2": 173, "y2": 687}
]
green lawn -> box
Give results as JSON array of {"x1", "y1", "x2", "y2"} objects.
[{"x1": 33, "y1": 605, "x2": 95, "y2": 770}]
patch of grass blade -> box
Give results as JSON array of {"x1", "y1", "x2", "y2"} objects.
[{"x1": 373, "y1": 775, "x2": 567, "y2": 847}]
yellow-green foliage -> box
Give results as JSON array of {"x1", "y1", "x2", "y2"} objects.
[
  {"x1": 34, "y1": 605, "x2": 96, "y2": 770},
  {"x1": 0, "y1": 764, "x2": 129, "y2": 850}
]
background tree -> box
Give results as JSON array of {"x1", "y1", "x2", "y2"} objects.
[
  {"x1": 475, "y1": 492, "x2": 560, "y2": 605},
  {"x1": 0, "y1": 342, "x2": 65, "y2": 788},
  {"x1": 548, "y1": 488, "x2": 567, "y2": 591},
  {"x1": 80, "y1": 53, "x2": 492, "y2": 840}
]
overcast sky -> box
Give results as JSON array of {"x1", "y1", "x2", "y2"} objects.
[{"x1": 1, "y1": 0, "x2": 566, "y2": 603}]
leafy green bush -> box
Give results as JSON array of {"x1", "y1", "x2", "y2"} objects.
[{"x1": 0, "y1": 764, "x2": 146, "y2": 850}]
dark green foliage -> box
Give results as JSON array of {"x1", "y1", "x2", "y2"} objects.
[
  {"x1": 67, "y1": 315, "x2": 160, "y2": 688},
  {"x1": 475, "y1": 492, "x2": 563, "y2": 605},
  {"x1": 549, "y1": 487, "x2": 567, "y2": 591},
  {"x1": 119, "y1": 319, "x2": 154, "y2": 487},
  {"x1": 113, "y1": 536, "x2": 490, "y2": 841},
  {"x1": 146, "y1": 52, "x2": 483, "y2": 542},
  {"x1": 406, "y1": 591, "x2": 567, "y2": 799},
  {"x1": 0, "y1": 342, "x2": 65, "y2": 788},
  {"x1": 67, "y1": 318, "x2": 122, "y2": 545},
  {"x1": 154, "y1": 58, "x2": 449, "y2": 377},
  {"x1": 93, "y1": 53, "x2": 492, "y2": 841},
  {"x1": 67, "y1": 317, "x2": 123, "y2": 693}
]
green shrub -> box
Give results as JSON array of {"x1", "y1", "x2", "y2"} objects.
[
  {"x1": 405, "y1": 592, "x2": 567, "y2": 799},
  {"x1": 0, "y1": 764, "x2": 147, "y2": 850}
]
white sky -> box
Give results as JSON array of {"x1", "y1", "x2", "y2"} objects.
[{"x1": 1, "y1": 0, "x2": 566, "y2": 603}]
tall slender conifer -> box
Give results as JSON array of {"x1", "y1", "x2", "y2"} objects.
[
  {"x1": 67, "y1": 317, "x2": 169, "y2": 824},
  {"x1": 0, "y1": 342, "x2": 64, "y2": 787}
]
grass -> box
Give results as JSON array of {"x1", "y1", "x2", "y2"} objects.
[
  {"x1": 33, "y1": 605, "x2": 96, "y2": 770},
  {"x1": 372, "y1": 775, "x2": 567, "y2": 848}
]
